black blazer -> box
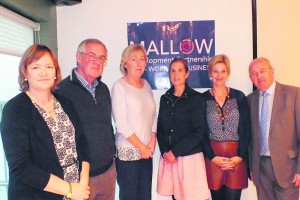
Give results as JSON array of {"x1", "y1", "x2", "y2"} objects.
[{"x1": 1, "y1": 92, "x2": 90, "y2": 200}]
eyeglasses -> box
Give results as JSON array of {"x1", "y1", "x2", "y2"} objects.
[{"x1": 80, "y1": 52, "x2": 107, "y2": 64}]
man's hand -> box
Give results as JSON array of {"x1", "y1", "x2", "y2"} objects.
[{"x1": 292, "y1": 174, "x2": 300, "y2": 187}]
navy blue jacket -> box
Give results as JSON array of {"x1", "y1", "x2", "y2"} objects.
[
  {"x1": 1, "y1": 92, "x2": 90, "y2": 200},
  {"x1": 157, "y1": 85, "x2": 205, "y2": 157},
  {"x1": 56, "y1": 69, "x2": 115, "y2": 176}
]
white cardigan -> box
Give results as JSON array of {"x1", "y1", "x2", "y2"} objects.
[{"x1": 111, "y1": 78, "x2": 157, "y2": 161}]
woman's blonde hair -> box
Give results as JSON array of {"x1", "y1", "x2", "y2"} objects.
[
  {"x1": 120, "y1": 44, "x2": 147, "y2": 75},
  {"x1": 207, "y1": 54, "x2": 231, "y2": 77}
]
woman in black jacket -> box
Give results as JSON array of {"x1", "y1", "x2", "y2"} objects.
[
  {"x1": 156, "y1": 58, "x2": 210, "y2": 200},
  {"x1": 1, "y1": 44, "x2": 90, "y2": 200}
]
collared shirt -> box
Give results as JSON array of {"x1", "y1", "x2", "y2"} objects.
[
  {"x1": 259, "y1": 81, "x2": 276, "y2": 156},
  {"x1": 74, "y1": 69, "x2": 98, "y2": 101}
]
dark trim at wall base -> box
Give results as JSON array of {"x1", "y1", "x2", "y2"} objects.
[{"x1": 252, "y1": 0, "x2": 257, "y2": 91}]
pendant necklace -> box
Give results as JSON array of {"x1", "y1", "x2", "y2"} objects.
[{"x1": 211, "y1": 87, "x2": 230, "y2": 131}]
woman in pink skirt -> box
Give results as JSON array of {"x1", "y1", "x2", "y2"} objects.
[{"x1": 157, "y1": 58, "x2": 210, "y2": 200}]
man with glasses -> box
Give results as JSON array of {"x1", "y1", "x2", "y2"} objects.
[{"x1": 57, "y1": 39, "x2": 116, "y2": 200}]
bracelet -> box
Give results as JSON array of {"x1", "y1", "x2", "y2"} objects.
[
  {"x1": 65, "y1": 182, "x2": 72, "y2": 198},
  {"x1": 163, "y1": 152, "x2": 167, "y2": 157}
]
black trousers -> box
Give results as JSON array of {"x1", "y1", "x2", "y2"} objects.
[{"x1": 210, "y1": 185, "x2": 241, "y2": 200}]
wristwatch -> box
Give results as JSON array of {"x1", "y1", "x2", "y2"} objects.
[{"x1": 66, "y1": 183, "x2": 72, "y2": 198}]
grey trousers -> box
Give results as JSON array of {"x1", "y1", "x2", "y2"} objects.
[{"x1": 257, "y1": 156, "x2": 299, "y2": 200}]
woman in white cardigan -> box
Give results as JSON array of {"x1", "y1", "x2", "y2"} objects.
[{"x1": 111, "y1": 44, "x2": 157, "y2": 200}]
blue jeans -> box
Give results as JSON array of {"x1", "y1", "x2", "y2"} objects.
[{"x1": 116, "y1": 158, "x2": 153, "y2": 200}]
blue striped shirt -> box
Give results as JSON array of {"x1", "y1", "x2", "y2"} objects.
[{"x1": 74, "y1": 69, "x2": 98, "y2": 101}]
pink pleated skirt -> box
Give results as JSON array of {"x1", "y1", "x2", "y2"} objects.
[{"x1": 157, "y1": 152, "x2": 210, "y2": 200}]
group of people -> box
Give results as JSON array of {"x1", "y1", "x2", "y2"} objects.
[{"x1": 0, "y1": 38, "x2": 299, "y2": 200}]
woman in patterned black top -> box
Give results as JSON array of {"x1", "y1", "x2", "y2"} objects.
[
  {"x1": 1, "y1": 44, "x2": 90, "y2": 200},
  {"x1": 202, "y1": 55, "x2": 251, "y2": 200}
]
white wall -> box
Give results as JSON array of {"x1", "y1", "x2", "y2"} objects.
[
  {"x1": 257, "y1": 0, "x2": 300, "y2": 87},
  {"x1": 57, "y1": 0, "x2": 255, "y2": 199}
]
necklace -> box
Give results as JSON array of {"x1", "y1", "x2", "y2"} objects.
[
  {"x1": 26, "y1": 91, "x2": 55, "y2": 113},
  {"x1": 211, "y1": 87, "x2": 230, "y2": 121}
]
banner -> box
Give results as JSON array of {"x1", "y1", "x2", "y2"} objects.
[{"x1": 127, "y1": 20, "x2": 215, "y2": 89}]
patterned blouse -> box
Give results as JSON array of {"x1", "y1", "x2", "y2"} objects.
[
  {"x1": 202, "y1": 88, "x2": 251, "y2": 160},
  {"x1": 32, "y1": 97, "x2": 79, "y2": 185},
  {"x1": 206, "y1": 94, "x2": 240, "y2": 141}
]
